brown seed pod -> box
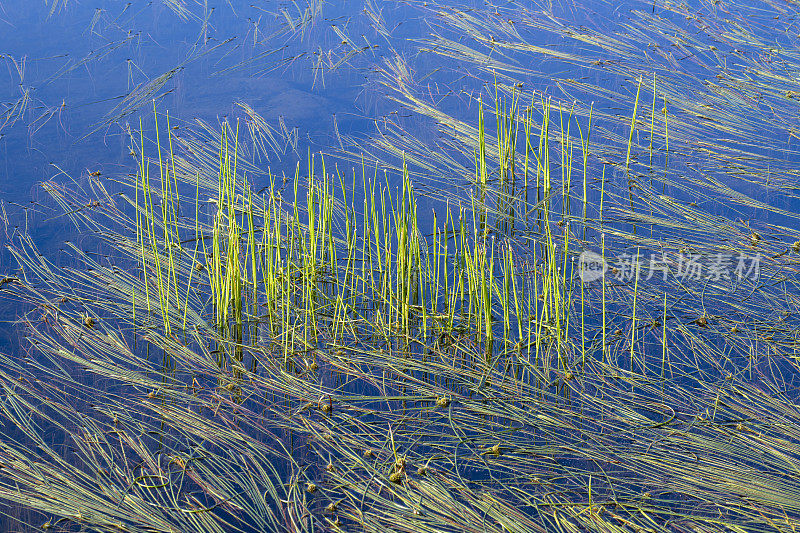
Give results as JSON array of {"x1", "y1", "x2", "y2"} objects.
[
  {"x1": 435, "y1": 396, "x2": 450, "y2": 408},
  {"x1": 306, "y1": 482, "x2": 317, "y2": 494},
  {"x1": 0, "y1": 276, "x2": 20, "y2": 289}
]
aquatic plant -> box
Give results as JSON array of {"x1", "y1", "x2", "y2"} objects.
[
  {"x1": 2, "y1": 1, "x2": 800, "y2": 531},
  {"x1": 0, "y1": 76, "x2": 799, "y2": 531}
]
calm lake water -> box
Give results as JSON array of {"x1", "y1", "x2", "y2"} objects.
[
  {"x1": 2, "y1": 0, "x2": 795, "y2": 331},
  {"x1": 2, "y1": 1, "x2": 800, "y2": 531},
  {"x1": 0, "y1": 0, "x2": 428, "y2": 354}
]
